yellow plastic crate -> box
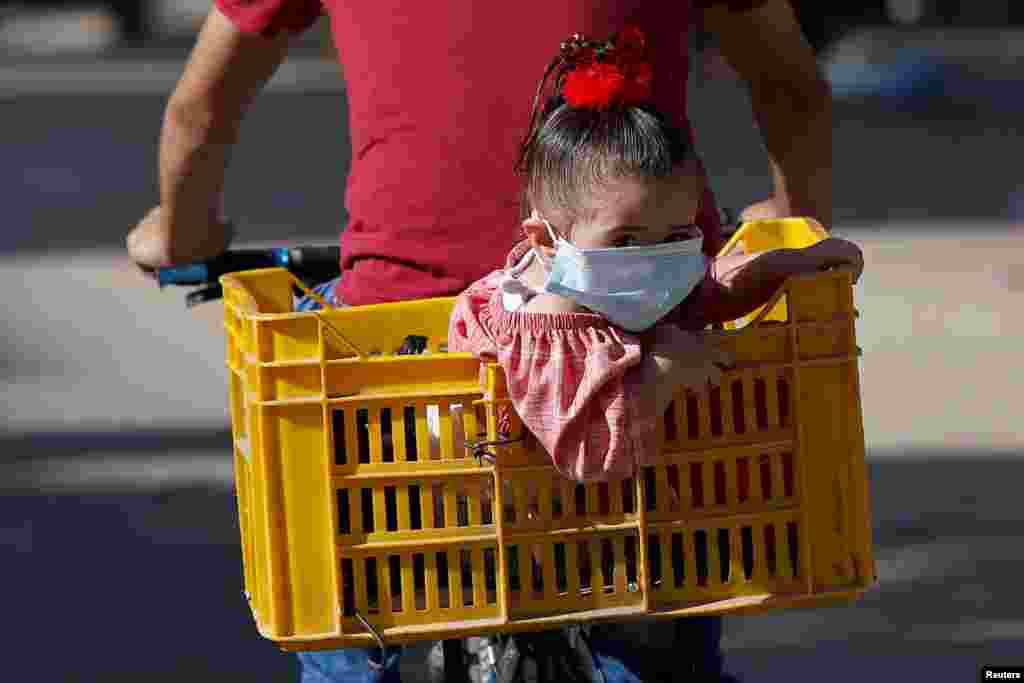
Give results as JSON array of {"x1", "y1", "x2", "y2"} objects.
[{"x1": 220, "y1": 218, "x2": 876, "y2": 652}]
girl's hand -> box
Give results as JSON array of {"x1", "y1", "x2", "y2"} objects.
[
  {"x1": 808, "y1": 238, "x2": 864, "y2": 283},
  {"x1": 740, "y1": 196, "x2": 790, "y2": 222},
  {"x1": 521, "y1": 292, "x2": 590, "y2": 315},
  {"x1": 641, "y1": 324, "x2": 734, "y2": 390}
]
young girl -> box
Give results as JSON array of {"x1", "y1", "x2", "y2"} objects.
[{"x1": 449, "y1": 27, "x2": 862, "y2": 483}]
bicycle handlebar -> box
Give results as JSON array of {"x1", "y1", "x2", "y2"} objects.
[
  {"x1": 158, "y1": 246, "x2": 341, "y2": 287},
  {"x1": 157, "y1": 245, "x2": 341, "y2": 308}
]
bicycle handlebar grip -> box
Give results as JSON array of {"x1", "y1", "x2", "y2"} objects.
[
  {"x1": 287, "y1": 246, "x2": 340, "y2": 269},
  {"x1": 157, "y1": 249, "x2": 288, "y2": 287},
  {"x1": 217, "y1": 249, "x2": 290, "y2": 273},
  {"x1": 157, "y1": 245, "x2": 339, "y2": 307},
  {"x1": 286, "y1": 246, "x2": 341, "y2": 281},
  {"x1": 158, "y1": 263, "x2": 213, "y2": 287}
]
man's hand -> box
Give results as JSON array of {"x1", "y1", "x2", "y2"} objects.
[
  {"x1": 740, "y1": 196, "x2": 790, "y2": 223},
  {"x1": 807, "y1": 237, "x2": 864, "y2": 283},
  {"x1": 636, "y1": 324, "x2": 734, "y2": 419},
  {"x1": 127, "y1": 206, "x2": 233, "y2": 275}
]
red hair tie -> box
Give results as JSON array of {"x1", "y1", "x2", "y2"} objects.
[
  {"x1": 517, "y1": 25, "x2": 656, "y2": 171},
  {"x1": 559, "y1": 25, "x2": 654, "y2": 110}
]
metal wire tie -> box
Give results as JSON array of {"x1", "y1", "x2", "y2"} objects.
[
  {"x1": 464, "y1": 433, "x2": 526, "y2": 465},
  {"x1": 354, "y1": 610, "x2": 388, "y2": 669}
]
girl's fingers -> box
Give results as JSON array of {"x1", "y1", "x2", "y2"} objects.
[
  {"x1": 829, "y1": 263, "x2": 862, "y2": 283},
  {"x1": 697, "y1": 336, "x2": 734, "y2": 368},
  {"x1": 712, "y1": 346, "x2": 735, "y2": 367}
]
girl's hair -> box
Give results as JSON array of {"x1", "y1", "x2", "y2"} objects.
[
  {"x1": 517, "y1": 95, "x2": 695, "y2": 224},
  {"x1": 515, "y1": 28, "x2": 697, "y2": 227}
]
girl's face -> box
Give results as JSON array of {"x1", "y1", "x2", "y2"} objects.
[{"x1": 525, "y1": 161, "x2": 705, "y2": 253}]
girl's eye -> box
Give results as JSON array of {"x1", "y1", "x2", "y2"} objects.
[{"x1": 664, "y1": 226, "x2": 701, "y2": 243}]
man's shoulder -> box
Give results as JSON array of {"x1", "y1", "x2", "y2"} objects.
[{"x1": 215, "y1": 0, "x2": 322, "y2": 37}]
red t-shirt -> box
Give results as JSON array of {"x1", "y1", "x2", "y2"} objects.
[{"x1": 216, "y1": 0, "x2": 749, "y2": 305}]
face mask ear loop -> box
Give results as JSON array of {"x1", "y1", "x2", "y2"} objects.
[
  {"x1": 532, "y1": 217, "x2": 560, "y2": 273},
  {"x1": 541, "y1": 217, "x2": 560, "y2": 246}
]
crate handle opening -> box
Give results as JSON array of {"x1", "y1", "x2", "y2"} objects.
[{"x1": 285, "y1": 271, "x2": 367, "y2": 359}]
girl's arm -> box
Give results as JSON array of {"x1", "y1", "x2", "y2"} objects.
[
  {"x1": 525, "y1": 291, "x2": 733, "y2": 417},
  {"x1": 521, "y1": 292, "x2": 589, "y2": 314},
  {"x1": 638, "y1": 324, "x2": 733, "y2": 413},
  {"x1": 691, "y1": 237, "x2": 863, "y2": 327},
  {"x1": 525, "y1": 294, "x2": 732, "y2": 418},
  {"x1": 501, "y1": 294, "x2": 733, "y2": 482}
]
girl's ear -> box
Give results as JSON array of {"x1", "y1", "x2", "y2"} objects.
[{"x1": 521, "y1": 212, "x2": 551, "y2": 249}]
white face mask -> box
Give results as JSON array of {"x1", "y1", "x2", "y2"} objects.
[{"x1": 536, "y1": 217, "x2": 706, "y2": 332}]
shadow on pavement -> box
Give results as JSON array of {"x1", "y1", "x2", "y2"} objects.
[{"x1": 2, "y1": 488, "x2": 298, "y2": 682}]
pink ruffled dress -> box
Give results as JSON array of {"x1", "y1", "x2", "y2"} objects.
[{"x1": 449, "y1": 240, "x2": 669, "y2": 482}]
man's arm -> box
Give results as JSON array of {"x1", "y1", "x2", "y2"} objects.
[
  {"x1": 703, "y1": 0, "x2": 833, "y2": 228},
  {"x1": 128, "y1": 7, "x2": 292, "y2": 268}
]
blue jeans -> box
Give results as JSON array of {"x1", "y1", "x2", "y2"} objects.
[
  {"x1": 296, "y1": 646, "x2": 403, "y2": 683},
  {"x1": 293, "y1": 280, "x2": 734, "y2": 682},
  {"x1": 295, "y1": 618, "x2": 732, "y2": 682},
  {"x1": 294, "y1": 278, "x2": 343, "y2": 311}
]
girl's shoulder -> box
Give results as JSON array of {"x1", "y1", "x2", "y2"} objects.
[
  {"x1": 455, "y1": 239, "x2": 612, "y2": 337},
  {"x1": 520, "y1": 292, "x2": 588, "y2": 315},
  {"x1": 459, "y1": 240, "x2": 534, "y2": 295}
]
